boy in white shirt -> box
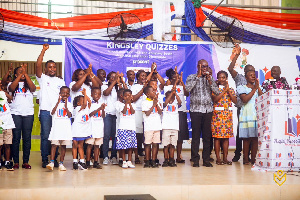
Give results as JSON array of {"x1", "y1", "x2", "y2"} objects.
[
  {"x1": 142, "y1": 86, "x2": 162, "y2": 168},
  {"x1": 46, "y1": 86, "x2": 73, "y2": 171},
  {"x1": 0, "y1": 88, "x2": 15, "y2": 171},
  {"x1": 86, "y1": 87, "x2": 106, "y2": 169},
  {"x1": 162, "y1": 88, "x2": 181, "y2": 167}
]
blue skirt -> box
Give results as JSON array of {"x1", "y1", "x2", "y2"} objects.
[{"x1": 116, "y1": 129, "x2": 137, "y2": 150}]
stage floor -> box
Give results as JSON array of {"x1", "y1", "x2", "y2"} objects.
[{"x1": 0, "y1": 150, "x2": 299, "y2": 200}]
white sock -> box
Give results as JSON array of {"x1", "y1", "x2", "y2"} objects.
[
  {"x1": 123, "y1": 161, "x2": 126, "y2": 164},
  {"x1": 73, "y1": 159, "x2": 78, "y2": 163},
  {"x1": 125, "y1": 154, "x2": 128, "y2": 161},
  {"x1": 80, "y1": 159, "x2": 85, "y2": 163}
]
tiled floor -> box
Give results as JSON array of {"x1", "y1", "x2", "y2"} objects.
[{"x1": 0, "y1": 150, "x2": 299, "y2": 200}]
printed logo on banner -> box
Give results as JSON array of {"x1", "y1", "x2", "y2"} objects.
[
  {"x1": 276, "y1": 153, "x2": 281, "y2": 158},
  {"x1": 266, "y1": 144, "x2": 269, "y2": 149},
  {"x1": 267, "y1": 162, "x2": 270, "y2": 167},
  {"x1": 273, "y1": 90, "x2": 280, "y2": 95},
  {"x1": 288, "y1": 153, "x2": 293, "y2": 158},
  {"x1": 261, "y1": 103, "x2": 264, "y2": 109},
  {"x1": 274, "y1": 170, "x2": 286, "y2": 186},
  {"x1": 288, "y1": 162, "x2": 294, "y2": 167},
  {"x1": 267, "y1": 101, "x2": 270, "y2": 105},
  {"x1": 274, "y1": 99, "x2": 280, "y2": 103},
  {"x1": 285, "y1": 114, "x2": 300, "y2": 137},
  {"x1": 259, "y1": 161, "x2": 263, "y2": 166},
  {"x1": 287, "y1": 99, "x2": 292, "y2": 103},
  {"x1": 266, "y1": 126, "x2": 269, "y2": 131},
  {"x1": 262, "y1": 112, "x2": 265, "y2": 117},
  {"x1": 264, "y1": 135, "x2": 270, "y2": 140},
  {"x1": 275, "y1": 162, "x2": 281, "y2": 167},
  {"x1": 258, "y1": 153, "x2": 261, "y2": 158},
  {"x1": 267, "y1": 153, "x2": 270, "y2": 158}
]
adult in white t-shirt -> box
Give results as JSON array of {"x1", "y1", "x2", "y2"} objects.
[
  {"x1": 131, "y1": 70, "x2": 148, "y2": 157},
  {"x1": 164, "y1": 68, "x2": 190, "y2": 163},
  {"x1": 101, "y1": 71, "x2": 124, "y2": 163},
  {"x1": 8, "y1": 65, "x2": 36, "y2": 169},
  {"x1": 36, "y1": 44, "x2": 65, "y2": 168},
  {"x1": 69, "y1": 64, "x2": 100, "y2": 104}
]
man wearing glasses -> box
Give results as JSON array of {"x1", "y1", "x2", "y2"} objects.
[{"x1": 186, "y1": 59, "x2": 219, "y2": 167}]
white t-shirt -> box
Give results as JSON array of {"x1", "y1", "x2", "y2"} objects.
[
  {"x1": 101, "y1": 84, "x2": 117, "y2": 115},
  {"x1": 7, "y1": 82, "x2": 34, "y2": 116},
  {"x1": 162, "y1": 101, "x2": 179, "y2": 130},
  {"x1": 142, "y1": 99, "x2": 162, "y2": 131},
  {"x1": 72, "y1": 106, "x2": 92, "y2": 138},
  {"x1": 0, "y1": 100, "x2": 15, "y2": 130},
  {"x1": 115, "y1": 101, "x2": 136, "y2": 131},
  {"x1": 90, "y1": 100, "x2": 105, "y2": 138},
  {"x1": 36, "y1": 74, "x2": 65, "y2": 112},
  {"x1": 164, "y1": 85, "x2": 187, "y2": 112},
  {"x1": 131, "y1": 84, "x2": 145, "y2": 111},
  {"x1": 69, "y1": 81, "x2": 92, "y2": 103},
  {"x1": 49, "y1": 101, "x2": 73, "y2": 140}
]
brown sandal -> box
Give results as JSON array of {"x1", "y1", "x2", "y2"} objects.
[
  {"x1": 216, "y1": 160, "x2": 224, "y2": 165},
  {"x1": 223, "y1": 160, "x2": 232, "y2": 165}
]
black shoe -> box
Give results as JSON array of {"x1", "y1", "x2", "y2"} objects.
[
  {"x1": 54, "y1": 160, "x2": 59, "y2": 168},
  {"x1": 73, "y1": 162, "x2": 78, "y2": 170},
  {"x1": 86, "y1": 161, "x2": 92, "y2": 169},
  {"x1": 169, "y1": 159, "x2": 177, "y2": 167},
  {"x1": 232, "y1": 155, "x2": 241, "y2": 162},
  {"x1": 162, "y1": 159, "x2": 169, "y2": 167},
  {"x1": 5, "y1": 163, "x2": 14, "y2": 171},
  {"x1": 78, "y1": 161, "x2": 87, "y2": 170},
  {"x1": 119, "y1": 160, "x2": 123, "y2": 167},
  {"x1": 155, "y1": 159, "x2": 161, "y2": 166},
  {"x1": 203, "y1": 162, "x2": 213, "y2": 167},
  {"x1": 209, "y1": 157, "x2": 214, "y2": 162},
  {"x1": 144, "y1": 160, "x2": 151, "y2": 168},
  {"x1": 93, "y1": 162, "x2": 102, "y2": 169},
  {"x1": 193, "y1": 162, "x2": 200, "y2": 167},
  {"x1": 138, "y1": 152, "x2": 145, "y2": 157},
  {"x1": 151, "y1": 160, "x2": 159, "y2": 168},
  {"x1": 42, "y1": 161, "x2": 48, "y2": 168}
]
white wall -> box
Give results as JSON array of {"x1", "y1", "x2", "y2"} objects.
[{"x1": 0, "y1": 40, "x2": 63, "y2": 62}]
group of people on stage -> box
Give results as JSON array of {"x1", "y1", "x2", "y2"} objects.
[{"x1": 0, "y1": 43, "x2": 293, "y2": 171}]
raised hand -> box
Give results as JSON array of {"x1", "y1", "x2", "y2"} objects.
[
  {"x1": 233, "y1": 44, "x2": 241, "y2": 55},
  {"x1": 81, "y1": 88, "x2": 87, "y2": 96},
  {"x1": 9, "y1": 63, "x2": 13, "y2": 73},
  {"x1": 58, "y1": 95, "x2": 62, "y2": 103},
  {"x1": 151, "y1": 62, "x2": 157, "y2": 72},
  {"x1": 43, "y1": 44, "x2": 49, "y2": 51},
  {"x1": 153, "y1": 96, "x2": 158, "y2": 106},
  {"x1": 174, "y1": 66, "x2": 178, "y2": 74},
  {"x1": 197, "y1": 64, "x2": 202, "y2": 77},
  {"x1": 254, "y1": 78, "x2": 259, "y2": 90},
  {"x1": 21, "y1": 64, "x2": 27, "y2": 75},
  {"x1": 100, "y1": 103, "x2": 106, "y2": 110}
]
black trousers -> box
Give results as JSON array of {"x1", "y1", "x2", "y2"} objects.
[
  {"x1": 234, "y1": 108, "x2": 243, "y2": 156},
  {"x1": 190, "y1": 112, "x2": 213, "y2": 163}
]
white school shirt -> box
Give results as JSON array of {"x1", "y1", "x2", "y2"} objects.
[
  {"x1": 36, "y1": 74, "x2": 65, "y2": 112},
  {"x1": 131, "y1": 84, "x2": 144, "y2": 111},
  {"x1": 115, "y1": 101, "x2": 136, "y2": 131},
  {"x1": 49, "y1": 101, "x2": 73, "y2": 140},
  {"x1": 72, "y1": 106, "x2": 92, "y2": 138},
  {"x1": 101, "y1": 84, "x2": 117, "y2": 115},
  {"x1": 162, "y1": 101, "x2": 179, "y2": 130},
  {"x1": 0, "y1": 99, "x2": 15, "y2": 130},
  {"x1": 142, "y1": 99, "x2": 162, "y2": 131},
  {"x1": 164, "y1": 85, "x2": 187, "y2": 112},
  {"x1": 7, "y1": 82, "x2": 34, "y2": 116},
  {"x1": 90, "y1": 100, "x2": 105, "y2": 138},
  {"x1": 69, "y1": 81, "x2": 92, "y2": 103}
]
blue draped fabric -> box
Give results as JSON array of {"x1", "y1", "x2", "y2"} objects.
[
  {"x1": 181, "y1": 18, "x2": 191, "y2": 41},
  {"x1": 185, "y1": 1, "x2": 212, "y2": 42}
]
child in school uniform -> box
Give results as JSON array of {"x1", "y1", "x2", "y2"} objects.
[
  {"x1": 72, "y1": 88, "x2": 92, "y2": 170},
  {"x1": 237, "y1": 70, "x2": 262, "y2": 165},
  {"x1": 162, "y1": 87, "x2": 182, "y2": 167},
  {"x1": 85, "y1": 87, "x2": 106, "y2": 169},
  {"x1": 142, "y1": 86, "x2": 162, "y2": 168},
  {"x1": 115, "y1": 89, "x2": 137, "y2": 169},
  {"x1": 0, "y1": 83, "x2": 15, "y2": 171},
  {"x1": 47, "y1": 86, "x2": 73, "y2": 171}
]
